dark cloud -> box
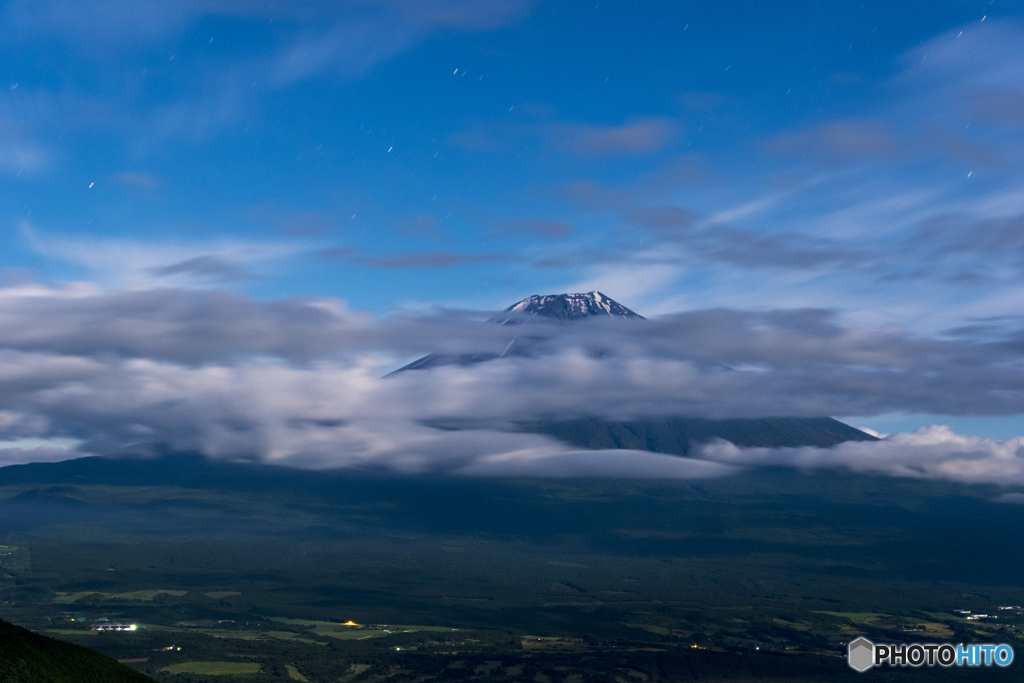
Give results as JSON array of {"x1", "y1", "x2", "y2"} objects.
[
  {"x1": 676, "y1": 91, "x2": 732, "y2": 112},
  {"x1": 763, "y1": 120, "x2": 901, "y2": 162},
  {"x1": 450, "y1": 116, "x2": 684, "y2": 159},
  {"x1": 280, "y1": 212, "x2": 336, "y2": 237},
  {"x1": 622, "y1": 206, "x2": 871, "y2": 271},
  {"x1": 151, "y1": 256, "x2": 254, "y2": 282},
  {"x1": 550, "y1": 117, "x2": 682, "y2": 156},
  {"x1": 605, "y1": 192, "x2": 1024, "y2": 282},
  {"x1": 112, "y1": 171, "x2": 163, "y2": 189},
  {"x1": 360, "y1": 251, "x2": 513, "y2": 268},
  {"x1": 309, "y1": 246, "x2": 358, "y2": 260},
  {"x1": 681, "y1": 225, "x2": 871, "y2": 270},
  {"x1": 494, "y1": 219, "x2": 574, "y2": 239},
  {"x1": 826, "y1": 72, "x2": 865, "y2": 86},
  {"x1": 0, "y1": 288, "x2": 525, "y2": 364},
  {"x1": 921, "y1": 128, "x2": 1005, "y2": 170},
  {"x1": 397, "y1": 215, "x2": 447, "y2": 240},
  {"x1": 645, "y1": 155, "x2": 721, "y2": 188},
  {"x1": 761, "y1": 24, "x2": 1024, "y2": 175},
  {"x1": 530, "y1": 251, "x2": 608, "y2": 269},
  {"x1": 244, "y1": 207, "x2": 350, "y2": 237},
  {"x1": 557, "y1": 181, "x2": 635, "y2": 211},
  {"x1": 447, "y1": 126, "x2": 510, "y2": 153},
  {"x1": 907, "y1": 213, "x2": 1024, "y2": 281},
  {"x1": 968, "y1": 89, "x2": 1024, "y2": 127},
  {"x1": 627, "y1": 206, "x2": 700, "y2": 231}
]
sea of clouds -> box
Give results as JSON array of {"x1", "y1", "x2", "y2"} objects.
[{"x1": 0, "y1": 284, "x2": 1020, "y2": 485}]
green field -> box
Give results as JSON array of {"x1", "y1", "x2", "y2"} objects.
[
  {"x1": 162, "y1": 661, "x2": 260, "y2": 675},
  {"x1": 55, "y1": 589, "x2": 188, "y2": 603}
]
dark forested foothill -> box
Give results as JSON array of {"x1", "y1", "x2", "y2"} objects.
[{"x1": 0, "y1": 617, "x2": 155, "y2": 683}]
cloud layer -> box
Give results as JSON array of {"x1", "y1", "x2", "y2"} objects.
[
  {"x1": 0, "y1": 285, "x2": 1019, "y2": 483},
  {"x1": 700, "y1": 426, "x2": 1024, "y2": 486}
]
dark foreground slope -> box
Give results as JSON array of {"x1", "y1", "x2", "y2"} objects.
[{"x1": 0, "y1": 617, "x2": 154, "y2": 683}]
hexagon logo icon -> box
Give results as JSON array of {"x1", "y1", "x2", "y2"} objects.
[{"x1": 848, "y1": 637, "x2": 874, "y2": 672}]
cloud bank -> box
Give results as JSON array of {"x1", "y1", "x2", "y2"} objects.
[
  {"x1": 700, "y1": 426, "x2": 1024, "y2": 486},
  {"x1": 0, "y1": 285, "x2": 1018, "y2": 483}
]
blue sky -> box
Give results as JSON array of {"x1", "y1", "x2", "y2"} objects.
[
  {"x1": 4, "y1": 0, "x2": 1021, "y2": 311},
  {"x1": 0, "y1": 0, "x2": 1022, "y2": 468}
]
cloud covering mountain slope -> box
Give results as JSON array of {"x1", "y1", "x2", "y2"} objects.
[{"x1": 0, "y1": 285, "x2": 1017, "y2": 484}]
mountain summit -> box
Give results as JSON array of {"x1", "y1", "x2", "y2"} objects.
[
  {"x1": 389, "y1": 292, "x2": 642, "y2": 374},
  {"x1": 495, "y1": 291, "x2": 645, "y2": 322}
]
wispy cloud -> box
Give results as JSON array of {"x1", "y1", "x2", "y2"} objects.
[
  {"x1": 0, "y1": 119, "x2": 49, "y2": 175},
  {"x1": 449, "y1": 116, "x2": 684, "y2": 158},
  {"x1": 549, "y1": 117, "x2": 683, "y2": 156},
  {"x1": 111, "y1": 171, "x2": 163, "y2": 189},
  {"x1": 150, "y1": 256, "x2": 255, "y2": 283},
  {"x1": 21, "y1": 225, "x2": 307, "y2": 289},
  {"x1": 0, "y1": 0, "x2": 538, "y2": 147},
  {"x1": 542, "y1": 23, "x2": 1024, "y2": 327},
  {"x1": 763, "y1": 119, "x2": 901, "y2": 163},
  {"x1": 492, "y1": 219, "x2": 574, "y2": 240},
  {"x1": 4, "y1": 0, "x2": 537, "y2": 64},
  {"x1": 360, "y1": 251, "x2": 514, "y2": 268}
]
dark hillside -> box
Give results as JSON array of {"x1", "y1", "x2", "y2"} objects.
[
  {"x1": 520, "y1": 416, "x2": 877, "y2": 454},
  {"x1": 0, "y1": 617, "x2": 155, "y2": 683}
]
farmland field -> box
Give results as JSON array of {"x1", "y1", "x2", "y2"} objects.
[{"x1": 0, "y1": 455, "x2": 1021, "y2": 681}]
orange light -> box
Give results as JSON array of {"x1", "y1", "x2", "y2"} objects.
[{"x1": 342, "y1": 620, "x2": 359, "y2": 626}]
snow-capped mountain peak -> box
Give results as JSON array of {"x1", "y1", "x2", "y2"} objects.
[
  {"x1": 497, "y1": 291, "x2": 645, "y2": 322},
  {"x1": 389, "y1": 292, "x2": 643, "y2": 374}
]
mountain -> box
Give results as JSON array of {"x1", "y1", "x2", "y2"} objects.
[
  {"x1": 516, "y1": 416, "x2": 876, "y2": 454},
  {"x1": 389, "y1": 291, "x2": 642, "y2": 374},
  {"x1": 0, "y1": 617, "x2": 155, "y2": 683},
  {"x1": 392, "y1": 291, "x2": 877, "y2": 449},
  {"x1": 491, "y1": 291, "x2": 645, "y2": 322}
]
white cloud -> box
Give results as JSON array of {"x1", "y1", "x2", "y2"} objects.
[
  {"x1": 458, "y1": 448, "x2": 736, "y2": 478},
  {"x1": 0, "y1": 120, "x2": 48, "y2": 175},
  {"x1": 700, "y1": 425, "x2": 1024, "y2": 486},
  {"x1": 21, "y1": 225, "x2": 307, "y2": 289},
  {"x1": 0, "y1": 284, "x2": 1015, "y2": 480}
]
